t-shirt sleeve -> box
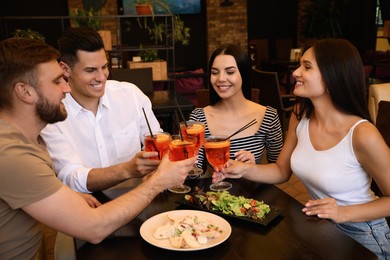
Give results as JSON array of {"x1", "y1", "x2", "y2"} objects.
[{"x1": 0, "y1": 143, "x2": 63, "y2": 209}]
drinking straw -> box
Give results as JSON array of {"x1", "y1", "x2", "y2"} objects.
[
  {"x1": 174, "y1": 110, "x2": 188, "y2": 158},
  {"x1": 142, "y1": 107, "x2": 160, "y2": 158},
  {"x1": 224, "y1": 119, "x2": 257, "y2": 140},
  {"x1": 174, "y1": 110, "x2": 184, "y2": 141},
  {"x1": 142, "y1": 107, "x2": 155, "y2": 138},
  {"x1": 175, "y1": 98, "x2": 188, "y2": 127}
]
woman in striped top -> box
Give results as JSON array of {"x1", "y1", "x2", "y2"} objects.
[{"x1": 190, "y1": 44, "x2": 283, "y2": 178}]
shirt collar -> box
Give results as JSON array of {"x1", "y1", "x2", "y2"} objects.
[{"x1": 64, "y1": 93, "x2": 111, "y2": 117}]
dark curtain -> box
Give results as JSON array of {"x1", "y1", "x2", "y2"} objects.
[
  {"x1": 379, "y1": 0, "x2": 390, "y2": 20},
  {"x1": 344, "y1": 0, "x2": 377, "y2": 53}
]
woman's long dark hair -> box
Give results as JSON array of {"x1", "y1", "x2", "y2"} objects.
[
  {"x1": 208, "y1": 44, "x2": 252, "y2": 105},
  {"x1": 294, "y1": 39, "x2": 371, "y2": 123}
]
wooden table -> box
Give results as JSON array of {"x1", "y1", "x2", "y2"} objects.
[
  {"x1": 76, "y1": 178, "x2": 376, "y2": 259},
  {"x1": 148, "y1": 90, "x2": 195, "y2": 133}
]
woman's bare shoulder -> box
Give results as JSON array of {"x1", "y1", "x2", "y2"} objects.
[
  {"x1": 353, "y1": 120, "x2": 383, "y2": 146},
  {"x1": 249, "y1": 100, "x2": 266, "y2": 112}
]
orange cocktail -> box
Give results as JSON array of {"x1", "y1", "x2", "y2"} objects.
[
  {"x1": 168, "y1": 135, "x2": 198, "y2": 194},
  {"x1": 204, "y1": 137, "x2": 230, "y2": 172},
  {"x1": 169, "y1": 136, "x2": 197, "y2": 162},
  {"x1": 144, "y1": 132, "x2": 171, "y2": 160},
  {"x1": 204, "y1": 136, "x2": 232, "y2": 191},
  {"x1": 180, "y1": 121, "x2": 205, "y2": 177},
  {"x1": 180, "y1": 121, "x2": 205, "y2": 150}
]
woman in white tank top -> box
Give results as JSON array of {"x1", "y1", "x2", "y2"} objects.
[{"x1": 217, "y1": 39, "x2": 390, "y2": 259}]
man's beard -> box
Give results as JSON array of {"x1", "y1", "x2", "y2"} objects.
[{"x1": 36, "y1": 92, "x2": 67, "y2": 124}]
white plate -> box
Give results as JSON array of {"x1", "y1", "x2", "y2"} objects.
[{"x1": 140, "y1": 209, "x2": 231, "y2": 251}]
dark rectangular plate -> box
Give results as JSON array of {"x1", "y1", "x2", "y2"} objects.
[{"x1": 176, "y1": 199, "x2": 284, "y2": 226}]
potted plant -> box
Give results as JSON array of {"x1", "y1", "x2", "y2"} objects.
[
  {"x1": 303, "y1": 0, "x2": 351, "y2": 39},
  {"x1": 131, "y1": 0, "x2": 190, "y2": 45},
  {"x1": 138, "y1": 48, "x2": 159, "y2": 62},
  {"x1": 70, "y1": 7, "x2": 101, "y2": 31},
  {"x1": 70, "y1": 7, "x2": 112, "y2": 50},
  {"x1": 133, "y1": 0, "x2": 153, "y2": 15},
  {"x1": 128, "y1": 45, "x2": 167, "y2": 80},
  {"x1": 11, "y1": 28, "x2": 45, "y2": 41}
]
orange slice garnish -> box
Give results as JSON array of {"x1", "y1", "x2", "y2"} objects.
[
  {"x1": 204, "y1": 140, "x2": 229, "y2": 148},
  {"x1": 186, "y1": 124, "x2": 204, "y2": 135},
  {"x1": 171, "y1": 139, "x2": 194, "y2": 146},
  {"x1": 156, "y1": 134, "x2": 170, "y2": 143}
]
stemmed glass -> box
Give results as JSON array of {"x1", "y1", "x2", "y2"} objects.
[
  {"x1": 204, "y1": 135, "x2": 232, "y2": 191},
  {"x1": 168, "y1": 135, "x2": 198, "y2": 193},
  {"x1": 180, "y1": 121, "x2": 205, "y2": 178},
  {"x1": 143, "y1": 132, "x2": 171, "y2": 160}
]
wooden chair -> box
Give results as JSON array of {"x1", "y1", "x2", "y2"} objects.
[
  {"x1": 274, "y1": 38, "x2": 294, "y2": 60},
  {"x1": 248, "y1": 39, "x2": 269, "y2": 69},
  {"x1": 368, "y1": 83, "x2": 390, "y2": 124},
  {"x1": 196, "y1": 88, "x2": 260, "y2": 108},
  {"x1": 109, "y1": 68, "x2": 154, "y2": 95},
  {"x1": 251, "y1": 68, "x2": 296, "y2": 133}
]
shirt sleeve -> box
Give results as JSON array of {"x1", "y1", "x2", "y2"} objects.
[{"x1": 41, "y1": 124, "x2": 92, "y2": 193}]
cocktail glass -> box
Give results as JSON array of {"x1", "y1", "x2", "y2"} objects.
[
  {"x1": 168, "y1": 135, "x2": 198, "y2": 193},
  {"x1": 144, "y1": 132, "x2": 171, "y2": 160},
  {"x1": 180, "y1": 121, "x2": 205, "y2": 178},
  {"x1": 204, "y1": 135, "x2": 232, "y2": 191}
]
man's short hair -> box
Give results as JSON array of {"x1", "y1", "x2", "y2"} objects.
[
  {"x1": 58, "y1": 27, "x2": 105, "y2": 67},
  {"x1": 0, "y1": 38, "x2": 60, "y2": 110}
]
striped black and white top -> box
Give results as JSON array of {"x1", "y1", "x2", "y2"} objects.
[{"x1": 189, "y1": 107, "x2": 284, "y2": 177}]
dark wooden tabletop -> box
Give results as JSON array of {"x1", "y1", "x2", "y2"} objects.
[{"x1": 76, "y1": 178, "x2": 376, "y2": 260}]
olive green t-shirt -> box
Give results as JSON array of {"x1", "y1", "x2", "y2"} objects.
[{"x1": 0, "y1": 120, "x2": 63, "y2": 259}]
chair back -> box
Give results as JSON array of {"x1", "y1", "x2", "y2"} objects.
[
  {"x1": 251, "y1": 68, "x2": 284, "y2": 110},
  {"x1": 368, "y1": 83, "x2": 390, "y2": 124},
  {"x1": 110, "y1": 68, "x2": 154, "y2": 95},
  {"x1": 248, "y1": 39, "x2": 269, "y2": 69},
  {"x1": 196, "y1": 88, "x2": 260, "y2": 108},
  {"x1": 274, "y1": 38, "x2": 293, "y2": 60},
  {"x1": 251, "y1": 68, "x2": 295, "y2": 132}
]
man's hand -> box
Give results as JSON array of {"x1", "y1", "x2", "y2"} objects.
[
  {"x1": 151, "y1": 153, "x2": 197, "y2": 190},
  {"x1": 127, "y1": 151, "x2": 160, "y2": 178},
  {"x1": 78, "y1": 193, "x2": 101, "y2": 208}
]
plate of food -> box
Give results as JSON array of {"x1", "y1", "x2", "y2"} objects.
[
  {"x1": 176, "y1": 188, "x2": 283, "y2": 226},
  {"x1": 140, "y1": 210, "x2": 231, "y2": 251}
]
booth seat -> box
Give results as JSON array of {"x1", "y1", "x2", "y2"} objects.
[{"x1": 174, "y1": 68, "x2": 206, "y2": 106}]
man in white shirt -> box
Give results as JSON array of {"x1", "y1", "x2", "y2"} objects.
[{"x1": 41, "y1": 27, "x2": 161, "y2": 193}]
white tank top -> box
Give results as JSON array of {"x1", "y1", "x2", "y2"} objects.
[{"x1": 291, "y1": 118, "x2": 376, "y2": 206}]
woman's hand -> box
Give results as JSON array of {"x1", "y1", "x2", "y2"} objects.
[
  {"x1": 212, "y1": 159, "x2": 247, "y2": 181},
  {"x1": 235, "y1": 150, "x2": 256, "y2": 164},
  {"x1": 302, "y1": 197, "x2": 347, "y2": 223},
  {"x1": 211, "y1": 171, "x2": 225, "y2": 183}
]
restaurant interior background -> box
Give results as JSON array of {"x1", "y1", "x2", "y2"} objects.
[
  {"x1": 1, "y1": 2, "x2": 388, "y2": 258},
  {"x1": 2, "y1": 0, "x2": 388, "y2": 72},
  {"x1": 2, "y1": 0, "x2": 388, "y2": 114}
]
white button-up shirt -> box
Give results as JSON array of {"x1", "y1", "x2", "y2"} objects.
[{"x1": 41, "y1": 80, "x2": 161, "y2": 193}]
